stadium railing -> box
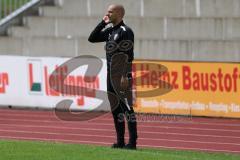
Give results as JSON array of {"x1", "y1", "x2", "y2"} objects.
[{"x1": 0, "y1": 0, "x2": 52, "y2": 35}]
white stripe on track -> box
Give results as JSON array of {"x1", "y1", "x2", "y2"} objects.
[
  {"x1": 1, "y1": 129, "x2": 240, "y2": 146},
  {"x1": 1, "y1": 111, "x2": 240, "y2": 127},
  {"x1": 1, "y1": 117, "x2": 240, "y2": 133},
  {"x1": 1, "y1": 123, "x2": 240, "y2": 139}
]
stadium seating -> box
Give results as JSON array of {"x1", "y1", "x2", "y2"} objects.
[{"x1": 1, "y1": 0, "x2": 240, "y2": 61}]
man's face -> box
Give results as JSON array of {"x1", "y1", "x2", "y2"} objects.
[{"x1": 106, "y1": 5, "x2": 118, "y2": 23}]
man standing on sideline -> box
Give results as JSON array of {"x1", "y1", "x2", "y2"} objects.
[{"x1": 88, "y1": 4, "x2": 138, "y2": 149}]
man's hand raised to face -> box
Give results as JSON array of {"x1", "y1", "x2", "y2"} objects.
[{"x1": 103, "y1": 15, "x2": 110, "y2": 24}]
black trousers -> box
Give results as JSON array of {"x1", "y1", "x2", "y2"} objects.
[{"x1": 107, "y1": 71, "x2": 138, "y2": 144}]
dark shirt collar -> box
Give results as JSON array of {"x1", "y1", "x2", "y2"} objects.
[{"x1": 112, "y1": 21, "x2": 125, "y2": 29}]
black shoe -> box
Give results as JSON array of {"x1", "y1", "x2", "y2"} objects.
[
  {"x1": 111, "y1": 143, "x2": 125, "y2": 149},
  {"x1": 124, "y1": 143, "x2": 137, "y2": 150}
]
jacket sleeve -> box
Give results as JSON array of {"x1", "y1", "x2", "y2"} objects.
[{"x1": 88, "y1": 20, "x2": 109, "y2": 43}]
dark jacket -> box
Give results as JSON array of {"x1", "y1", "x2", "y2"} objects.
[{"x1": 88, "y1": 20, "x2": 134, "y2": 75}]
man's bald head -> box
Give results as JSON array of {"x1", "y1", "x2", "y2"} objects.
[
  {"x1": 109, "y1": 4, "x2": 125, "y2": 18},
  {"x1": 105, "y1": 4, "x2": 125, "y2": 25}
]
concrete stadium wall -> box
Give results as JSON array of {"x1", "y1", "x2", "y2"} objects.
[{"x1": 1, "y1": 0, "x2": 240, "y2": 62}]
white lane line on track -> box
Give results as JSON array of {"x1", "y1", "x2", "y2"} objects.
[
  {"x1": 1, "y1": 118, "x2": 240, "y2": 133},
  {"x1": 0, "y1": 129, "x2": 114, "y2": 138},
  {"x1": 1, "y1": 110, "x2": 240, "y2": 122},
  {"x1": 1, "y1": 123, "x2": 240, "y2": 139},
  {"x1": 1, "y1": 111, "x2": 240, "y2": 127},
  {"x1": 98, "y1": 118, "x2": 240, "y2": 127},
  {"x1": 1, "y1": 129, "x2": 240, "y2": 146},
  {"x1": 0, "y1": 136, "x2": 240, "y2": 154}
]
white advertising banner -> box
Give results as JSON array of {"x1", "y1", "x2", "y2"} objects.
[{"x1": 0, "y1": 55, "x2": 108, "y2": 110}]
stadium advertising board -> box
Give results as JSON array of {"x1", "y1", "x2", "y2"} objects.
[
  {"x1": 133, "y1": 60, "x2": 240, "y2": 118},
  {"x1": 0, "y1": 56, "x2": 107, "y2": 111},
  {"x1": 0, "y1": 56, "x2": 239, "y2": 118}
]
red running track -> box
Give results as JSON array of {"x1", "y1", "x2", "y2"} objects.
[{"x1": 0, "y1": 108, "x2": 240, "y2": 154}]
